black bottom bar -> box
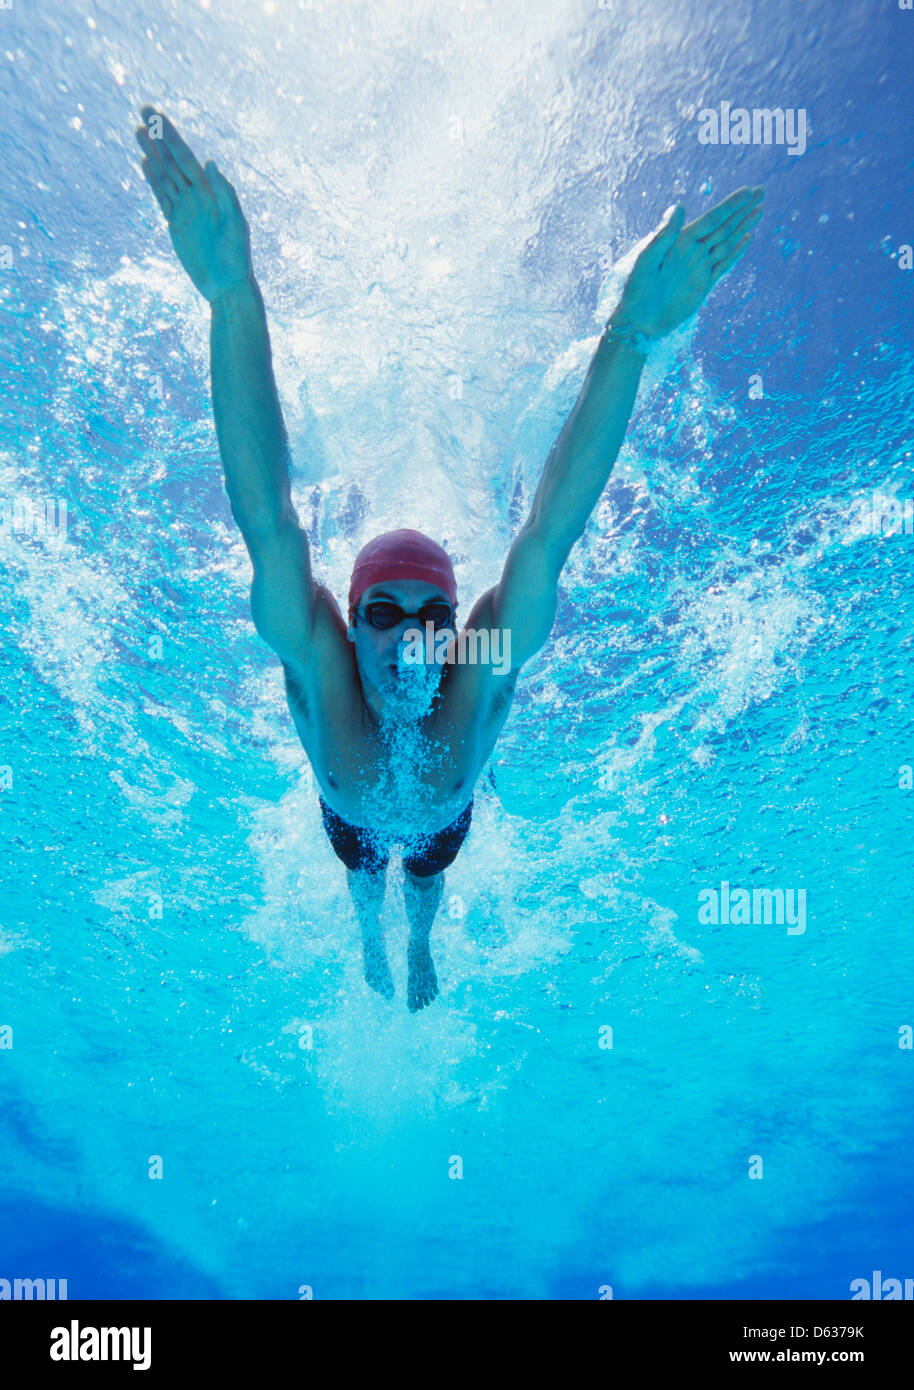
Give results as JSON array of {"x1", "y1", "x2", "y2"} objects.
[{"x1": 2, "y1": 1298, "x2": 912, "y2": 1375}]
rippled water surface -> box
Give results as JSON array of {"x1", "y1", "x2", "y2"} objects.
[{"x1": 1, "y1": 0, "x2": 913, "y2": 1298}]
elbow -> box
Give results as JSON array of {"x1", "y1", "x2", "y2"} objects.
[
  {"x1": 229, "y1": 495, "x2": 294, "y2": 544},
  {"x1": 524, "y1": 510, "x2": 577, "y2": 582}
]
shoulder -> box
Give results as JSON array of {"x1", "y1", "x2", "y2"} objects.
[
  {"x1": 463, "y1": 586, "x2": 497, "y2": 632},
  {"x1": 281, "y1": 585, "x2": 358, "y2": 708},
  {"x1": 438, "y1": 593, "x2": 521, "y2": 725},
  {"x1": 311, "y1": 583, "x2": 349, "y2": 639}
]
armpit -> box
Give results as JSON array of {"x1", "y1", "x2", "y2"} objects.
[
  {"x1": 485, "y1": 669, "x2": 519, "y2": 723},
  {"x1": 282, "y1": 662, "x2": 311, "y2": 721}
]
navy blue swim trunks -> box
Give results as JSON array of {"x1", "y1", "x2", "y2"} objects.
[{"x1": 319, "y1": 795, "x2": 472, "y2": 878}]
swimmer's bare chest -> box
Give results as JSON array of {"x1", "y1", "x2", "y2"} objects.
[{"x1": 281, "y1": 605, "x2": 517, "y2": 836}]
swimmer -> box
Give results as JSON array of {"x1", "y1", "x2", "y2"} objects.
[{"x1": 135, "y1": 106, "x2": 764, "y2": 1010}]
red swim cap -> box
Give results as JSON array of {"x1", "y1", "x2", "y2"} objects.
[{"x1": 348, "y1": 528, "x2": 457, "y2": 610}]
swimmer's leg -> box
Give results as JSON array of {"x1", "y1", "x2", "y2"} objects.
[
  {"x1": 346, "y1": 865, "x2": 394, "y2": 1000},
  {"x1": 402, "y1": 868, "x2": 443, "y2": 1013}
]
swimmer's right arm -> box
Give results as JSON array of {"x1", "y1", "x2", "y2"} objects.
[
  {"x1": 211, "y1": 278, "x2": 318, "y2": 666},
  {"x1": 135, "y1": 107, "x2": 316, "y2": 666}
]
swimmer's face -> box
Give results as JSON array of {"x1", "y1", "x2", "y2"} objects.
[{"x1": 347, "y1": 579, "x2": 455, "y2": 699}]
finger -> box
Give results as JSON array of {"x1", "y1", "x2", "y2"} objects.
[
  {"x1": 710, "y1": 232, "x2": 752, "y2": 282},
  {"x1": 708, "y1": 203, "x2": 763, "y2": 260},
  {"x1": 140, "y1": 157, "x2": 173, "y2": 219},
  {"x1": 137, "y1": 111, "x2": 184, "y2": 185},
  {"x1": 204, "y1": 159, "x2": 241, "y2": 218},
  {"x1": 141, "y1": 105, "x2": 207, "y2": 189},
  {"x1": 135, "y1": 126, "x2": 179, "y2": 198},
  {"x1": 703, "y1": 195, "x2": 764, "y2": 254},
  {"x1": 640, "y1": 204, "x2": 686, "y2": 267},
  {"x1": 688, "y1": 186, "x2": 761, "y2": 244},
  {"x1": 158, "y1": 137, "x2": 193, "y2": 191},
  {"x1": 138, "y1": 112, "x2": 192, "y2": 190},
  {"x1": 688, "y1": 185, "x2": 759, "y2": 241}
]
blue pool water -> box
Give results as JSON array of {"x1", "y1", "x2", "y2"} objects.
[{"x1": 2, "y1": 0, "x2": 914, "y2": 1299}]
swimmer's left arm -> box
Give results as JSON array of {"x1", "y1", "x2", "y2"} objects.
[{"x1": 490, "y1": 187, "x2": 765, "y2": 668}]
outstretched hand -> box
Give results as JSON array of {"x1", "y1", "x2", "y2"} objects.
[
  {"x1": 612, "y1": 186, "x2": 765, "y2": 341},
  {"x1": 135, "y1": 106, "x2": 253, "y2": 304}
]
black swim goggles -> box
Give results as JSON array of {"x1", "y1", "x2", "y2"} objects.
[{"x1": 354, "y1": 600, "x2": 454, "y2": 631}]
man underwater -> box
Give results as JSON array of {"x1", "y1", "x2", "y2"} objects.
[{"x1": 136, "y1": 106, "x2": 763, "y2": 1011}]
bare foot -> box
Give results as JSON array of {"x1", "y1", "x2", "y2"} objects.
[
  {"x1": 363, "y1": 937, "x2": 394, "y2": 999},
  {"x1": 407, "y1": 936, "x2": 439, "y2": 1012}
]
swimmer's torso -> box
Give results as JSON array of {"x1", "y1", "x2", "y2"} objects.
[{"x1": 282, "y1": 585, "x2": 517, "y2": 838}]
